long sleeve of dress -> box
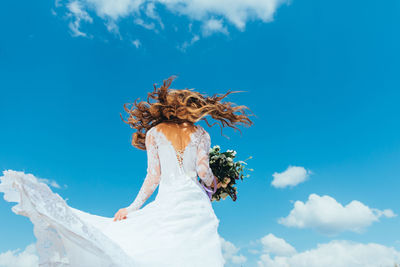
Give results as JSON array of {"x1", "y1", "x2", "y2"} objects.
[
  {"x1": 126, "y1": 129, "x2": 161, "y2": 213},
  {"x1": 196, "y1": 130, "x2": 214, "y2": 187}
]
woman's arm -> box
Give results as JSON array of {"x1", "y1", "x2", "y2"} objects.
[
  {"x1": 114, "y1": 128, "x2": 161, "y2": 221},
  {"x1": 196, "y1": 129, "x2": 215, "y2": 187}
]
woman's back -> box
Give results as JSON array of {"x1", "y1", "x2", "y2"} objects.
[
  {"x1": 124, "y1": 121, "x2": 214, "y2": 212},
  {"x1": 146, "y1": 122, "x2": 214, "y2": 185},
  {"x1": 155, "y1": 122, "x2": 198, "y2": 154}
]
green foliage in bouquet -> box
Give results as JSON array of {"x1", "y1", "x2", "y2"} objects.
[{"x1": 208, "y1": 145, "x2": 252, "y2": 202}]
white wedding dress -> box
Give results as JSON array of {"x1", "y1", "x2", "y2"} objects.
[{"x1": 0, "y1": 125, "x2": 225, "y2": 267}]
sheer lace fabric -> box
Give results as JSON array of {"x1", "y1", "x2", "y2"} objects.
[
  {"x1": 126, "y1": 129, "x2": 161, "y2": 212},
  {"x1": 0, "y1": 125, "x2": 225, "y2": 267},
  {"x1": 195, "y1": 129, "x2": 215, "y2": 187}
]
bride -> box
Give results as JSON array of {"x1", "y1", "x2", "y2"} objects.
[{"x1": 0, "y1": 76, "x2": 252, "y2": 267}]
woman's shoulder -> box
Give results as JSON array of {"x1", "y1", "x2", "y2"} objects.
[
  {"x1": 146, "y1": 125, "x2": 159, "y2": 138},
  {"x1": 195, "y1": 125, "x2": 210, "y2": 140},
  {"x1": 195, "y1": 124, "x2": 205, "y2": 133}
]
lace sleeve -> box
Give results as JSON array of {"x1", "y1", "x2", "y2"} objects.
[
  {"x1": 126, "y1": 128, "x2": 161, "y2": 213},
  {"x1": 196, "y1": 129, "x2": 214, "y2": 187}
]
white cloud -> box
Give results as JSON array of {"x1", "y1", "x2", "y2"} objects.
[
  {"x1": 178, "y1": 34, "x2": 200, "y2": 51},
  {"x1": 202, "y1": 18, "x2": 228, "y2": 36},
  {"x1": 220, "y1": 237, "x2": 247, "y2": 265},
  {"x1": 105, "y1": 20, "x2": 121, "y2": 36},
  {"x1": 145, "y1": 2, "x2": 164, "y2": 29},
  {"x1": 231, "y1": 254, "x2": 247, "y2": 264},
  {"x1": 67, "y1": 1, "x2": 93, "y2": 37},
  {"x1": 260, "y1": 234, "x2": 296, "y2": 257},
  {"x1": 84, "y1": 0, "x2": 143, "y2": 20},
  {"x1": 258, "y1": 239, "x2": 400, "y2": 267},
  {"x1": 279, "y1": 194, "x2": 396, "y2": 235},
  {"x1": 134, "y1": 18, "x2": 156, "y2": 30},
  {"x1": 271, "y1": 166, "x2": 311, "y2": 188},
  {"x1": 57, "y1": 0, "x2": 286, "y2": 38},
  {"x1": 37, "y1": 178, "x2": 61, "y2": 189},
  {"x1": 132, "y1": 39, "x2": 141, "y2": 48},
  {"x1": 0, "y1": 244, "x2": 39, "y2": 267},
  {"x1": 145, "y1": 0, "x2": 281, "y2": 30}
]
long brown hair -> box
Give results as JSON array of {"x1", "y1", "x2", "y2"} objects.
[{"x1": 121, "y1": 76, "x2": 253, "y2": 150}]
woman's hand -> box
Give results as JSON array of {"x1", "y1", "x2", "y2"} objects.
[
  {"x1": 217, "y1": 177, "x2": 230, "y2": 189},
  {"x1": 113, "y1": 208, "x2": 128, "y2": 222},
  {"x1": 215, "y1": 176, "x2": 223, "y2": 189},
  {"x1": 216, "y1": 181, "x2": 222, "y2": 189}
]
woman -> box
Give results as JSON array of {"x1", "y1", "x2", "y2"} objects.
[{"x1": 0, "y1": 76, "x2": 252, "y2": 267}]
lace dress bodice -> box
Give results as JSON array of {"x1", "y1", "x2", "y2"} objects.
[{"x1": 126, "y1": 125, "x2": 214, "y2": 212}]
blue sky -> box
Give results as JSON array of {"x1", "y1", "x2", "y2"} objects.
[{"x1": 1, "y1": 0, "x2": 400, "y2": 266}]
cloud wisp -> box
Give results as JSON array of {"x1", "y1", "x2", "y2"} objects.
[
  {"x1": 66, "y1": 1, "x2": 93, "y2": 37},
  {"x1": 0, "y1": 244, "x2": 38, "y2": 267},
  {"x1": 37, "y1": 177, "x2": 63, "y2": 189},
  {"x1": 257, "y1": 236, "x2": 400, "y2": 267},
  {"x1": 220, "y1": 237, "x2": 247, "y2": 265},
  {"x1": 132, "y1": 39, "x2": 142, "y2": 48},
  {"x1": 278, "y1": 194, "x2": 396, "y2": 235},
  {"x1": 56, "y1": 0, "x2": 287, "y2": 44},
  {"x1": 271, "y1": 166, "x2": 311, "y2": 188},
  {"x1": 260, "y1": 234, "x2": 296, "y2": 257}
]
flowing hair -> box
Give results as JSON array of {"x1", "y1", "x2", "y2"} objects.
[{"x1": 121, "y1": 76, "x2": 253, "y2": 150}]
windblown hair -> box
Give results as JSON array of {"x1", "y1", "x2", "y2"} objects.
[{"x1": 122, "y1": 76, "x2": 253, "y2": 150}]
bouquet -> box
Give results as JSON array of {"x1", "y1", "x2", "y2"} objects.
[{"x1": 201, "y1": 145, "x2": 252, "y2": 202}]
